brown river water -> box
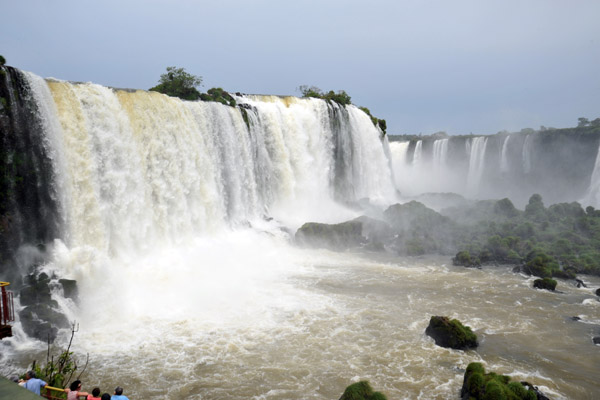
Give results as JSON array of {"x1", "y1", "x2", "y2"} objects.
[{"x1": 2, "y1": 243, "x2": 599, "y2": 400}]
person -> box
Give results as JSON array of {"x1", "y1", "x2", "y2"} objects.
[
  {"x1": 100, "y1": 394, "x2": 111, "y2": 400},
  {"x1": 87, "y1": 387, "x2": 102, "y2": 400},
  {"x1": 23, "y1": 370, "x2": 47, "y2": 395},
  {"x1": 65, "y1": 380, "x2": 89, "y2": 400},
  {"x1": 112, "y1": 386, "x2": 130, "y2": 400}
]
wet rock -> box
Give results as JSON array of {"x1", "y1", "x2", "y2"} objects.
[
  {"x1": 58, "y1": 279, "x2": 78, "y2": 301},
  {"x1": 295, "y1": 220, "x2": 364, "y2": 250},
  {"x1": 593, "y1": 337, "x2": 600, "y2": 345},
  {"x1": 19, "y1": 304, "x2": 69, "y2": 342},
  {"x1": 19, "y1": 273, "x2": 52, "y2": 306},
  {"x1": 533, "y1": 278, "x2": 557, "y2": 291},
  {"x1": 521, "y1": 381, "x2": 550, "y2": 400},
  {"x1": 570, "y1": 316, "x2": 581, "y2": 321},
  {"x1": 595, "y1": 288, "x2": 600, "y2": 297},
  {"x1": 425, "y1": 316, "x2": 478, "y2": 350},
  {"x1": 575, "y1": 278, "x2": 587, "y2": 288}
]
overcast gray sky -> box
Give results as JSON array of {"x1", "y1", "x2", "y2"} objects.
[{"x1": 1, "y1": 0, "x2": 599, "y2": 135}]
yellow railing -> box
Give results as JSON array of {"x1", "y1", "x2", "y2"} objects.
[
  {"x1": 0, "y1": 281, "x2": 9, "y2": 287},
  {"x1": 41, "y1": 386, "x2": 87, "y2": 400}
]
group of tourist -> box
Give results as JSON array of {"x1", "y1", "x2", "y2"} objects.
[{"x1": 18, "y1": 370, "x2": 130, "y2": 399}]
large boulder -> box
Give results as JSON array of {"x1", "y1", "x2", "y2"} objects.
[
  {"x1": 461, "y1": 362, "x2": 542, "y2": 400},
  {"x1": 533, "y1": 278, "x2": 557, "y2": 291},
  {"x1": 295, "y1": 220, "x2": 364, "y2": 250},
  {"x1": 338, "y1": 381, "x2": 387, "y2": 400},
  {"x1": 19, "y1": 304, "x2": 70, "y2": 342},
  {"x1": 58, "y1": 278, "x2": 78, "y2": 301},
  {"x1": 425, "y1": 316, "x2": 478, "y2": 350}
]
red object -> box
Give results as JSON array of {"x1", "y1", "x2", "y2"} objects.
[{"x1": 0, "y1": 283, "x2": 14, "y2": 339}]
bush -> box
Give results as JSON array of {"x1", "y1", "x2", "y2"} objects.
[
  {"x1": 339, "y1": 381, "x2": 387, "y2": 400},
  {"x1": 0, "y1": 55, "x2": 5, "y2": 66},
  {"x1": 462, "y1": 363, "x2": 540, "y2": 400},
  {"x1": 533, "y1": 277, "x2": 557, "y2": 291},
  {"x1": 149, "y1": 66, "x2": 202, "y2": 100}
]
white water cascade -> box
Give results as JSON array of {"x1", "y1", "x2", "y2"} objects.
[
  {"x1": 466, "y1": 136, "x2": 488, "y2": 196},
  {"x1": 522, "y1": 134, "x2": 533, "y2": 173},
  {"x1": 500, "y1": 135, "x2": 511, "y2": 173},
  {"x1": 432, "y1": 138, "x2": 449, "y2": 174}
]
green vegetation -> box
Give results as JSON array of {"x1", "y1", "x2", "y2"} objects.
[
  {"x1": 359, "y1": 106, "x2": 387, "y2": 136},
  {"x1": 27, "y1": 324, "x2": 88, "y2": 391},
  {"x1": 451, "y1": 194, "x2": 600, "y2": 277},
  {"x1": 297, "y1": 85, "x2": 387, "y2": 135},
  {"x1": 425, "y1": 316, "x2": 478, "y2": 349},
  {"x1": 461, "y1": 363, "x2": 538, "y2": 400},
  {"x1": 298, "y1": 85, "x2": 352, "y2": 105},
  {"x1": 0, "y1": 55, "x2": 5, "y2": 66},
  {"x1": 533, "y1": 277, "x2": 557, "y2": 291},
  {"x1": 200, "y1": 87, "x2": 236, "y2": 107},
  {"x1": 339, "y1": 381, "x2": 387, "y2": 400},
  {"x1": 149, "y1": 66, "x2": 203, "y2": 100}
]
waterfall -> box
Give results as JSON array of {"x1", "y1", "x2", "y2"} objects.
[
  {"x1": 7, "y1": 73, "x2": 395, "y2": 258},
  {"x1": 466, "y1": 136, "x2": 488, "y2": 196},
  {"x1": 412, "y1": 140, "x2": 423, "y2": 167},
  {"x1": 432, "y1": 138, "x2": 448, "y2": 173},
  {"x1": 522, "y1": 134, "x2": 533, "y2": 173},
  {"x1": 582, "y1": 143, "x2": 600, "y2": 208},
  {"x1": 500, "y1": 135, "x2": 511, "y2": 172},
  {"x1": 389, "y1": 141, "x2": 410, "y2": 189}
]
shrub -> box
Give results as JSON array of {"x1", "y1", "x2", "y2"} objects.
[
  {"x1": 0, "y1": 55, "x2": 5, "y2": 66},
  {"x1": 339, "y1": 381, "x2": 387, "y2": 400},
  {"x1": 462, "y1": 363, "x2": 540, "y2": 400},
  {"x1": 149, "y1": 66, "x2": 202, "y2": 100},
  {"x1": 533, "y1": 277, "x2": 557, "y2": 291}
]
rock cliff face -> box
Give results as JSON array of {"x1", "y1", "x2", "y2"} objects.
[{"x1": 0, "y1": 66, "x2": 61, "y2": 284}]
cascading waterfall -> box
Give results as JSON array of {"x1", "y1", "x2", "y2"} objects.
[
  {"x1": 466, "y1": 136, "x2": 488, "y2": 196},
  {"x1": 432, "y1": 138, "x2": 448, "y2": 173},
  {"x1": 12, "y1": 76, "x2": 395, "y2": 257},
  {"x1": 522, "y1": 133, "x2": 533, "y2": 173},
  {"x1": 412, "y1": 140, "x2": 423, "y2": 167},
  {"x1": 500, "y1": 134, "x2": 511, "y2": 173},
  {"x1": 582, "y1": 142, "x2": 600, "y2": 207},
  {"x1": 389, "y1": 141, "x2": 409, "y2": 189}
]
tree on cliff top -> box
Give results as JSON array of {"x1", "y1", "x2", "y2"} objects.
[{"x1": 149, "y1": 66, "x2": 203, "y2": 100}]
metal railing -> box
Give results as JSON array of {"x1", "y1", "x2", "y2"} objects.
[
  {"x1": 42, "y1": 385, "x2": 87, "y2": 400},
  {"x1": 0, "y1": 281, "x2": 14, "y2": 326}
]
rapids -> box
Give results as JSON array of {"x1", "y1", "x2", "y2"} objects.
[{"x1": 2, "y1": 248, "x2": 599, "y2": 399}]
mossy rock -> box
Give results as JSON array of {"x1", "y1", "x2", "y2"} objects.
[
  {"x1": 58, "y1": 278, "x2": 78, "y2": 301},
  {"x1": 425, "y1": 316, "x2": 478, "y2": 350},
  {"x1": 533, "y1": 277, "x2": 557, "y2": 291},
  {"x1": 338, "y1": 381, "x2": 387, "y2": 400},
  {"x1": 295, "y1": 220, "x2": 364, "y2": 250},
  {"x1": 461, "y1": 363, "x2": 540, "y2": 400},
  {"x1": 19, "y1": 304, "x2": 69, "y2": 342},
  {"x1": 453, "y1": 250, "x2": 481, "y2": 268}
]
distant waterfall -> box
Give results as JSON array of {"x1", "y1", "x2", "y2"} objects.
[
  {"x1": 522, "y1": 134, "x2": 533, "y2": 173},
  {"x1": 467, "y1": 136, "x2": 488, "y2": 196},
  {"x1": 583, "y1": 143, "x2": 600, "y2": 207},
  {"x1": 432, "y1": 138, "x2": 449, "y2": 173},
  {"x1": 500, "y1": 135, "x2": 511, "y2": 172},
  {"x1": 389, "y1": 141, "x2": 410, "y2": 189},
  {"x1": 413, "y1": 140, "x2": 423, "y2": 167}
]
